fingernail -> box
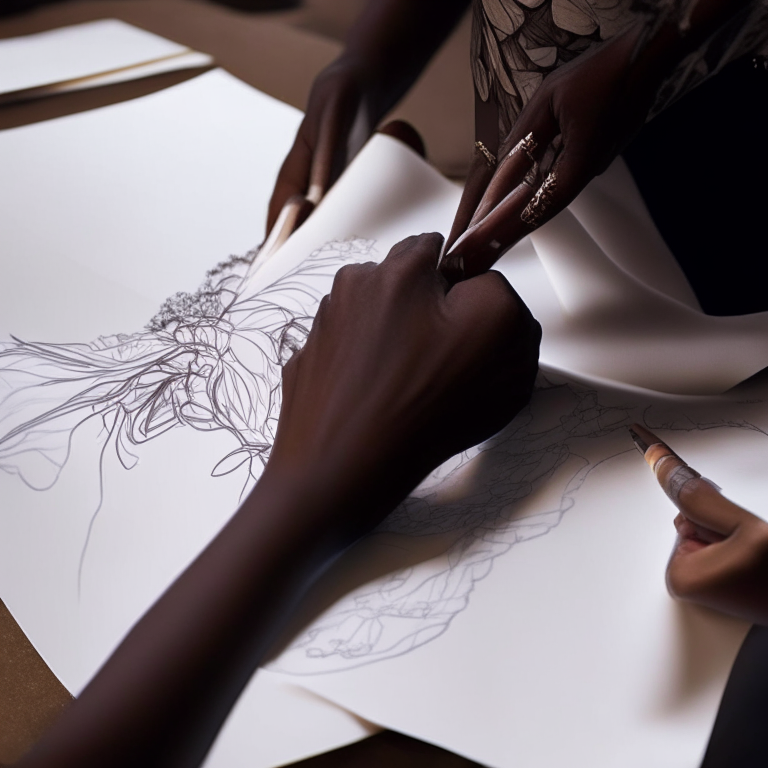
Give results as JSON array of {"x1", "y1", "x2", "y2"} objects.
[
  {"x1": 509, "y1": 132, "x2": 538, "y2": 163},
  {"x1": 306, "y1": 183, "x2": 324, "y2": 205},
  {"x1": 440, "y1": 254, "x2": 465, "y2": 282},
  {"x1": 521, "y1": 172, "x2": 557, "y2": 227},
  {"x1": 474, "y1": 141, "x2": 497, "y2": 168},
  {"x1": 444, "y1": 222, "x2": 479, "y2": 257}
]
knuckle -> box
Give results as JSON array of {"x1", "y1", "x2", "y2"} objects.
[
  {"x1": 313, "y1": 294, "x2": 331, "y2": 324},
  {"x1": 737, "y1": 523, "x2": 768, "y2": 572},
  {"x1": 414, "y1": 231, "x2": 445, "y2": 256},
  {"x1": 332, "y1": 263, "x2": 365, "y2": 289},
  {"x1": 389, "y1": 235, "x2": 420, "y2": 256},
  {"x1": 666, "y1": 563, "x2": 702, "y2": 601},
  {"x1": 389, "y1": 232, "x2": 443, "y2": 260}
]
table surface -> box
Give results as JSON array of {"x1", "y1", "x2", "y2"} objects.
[{"x1": 0, "y1": 1, "x2": 477, "y2": 765}]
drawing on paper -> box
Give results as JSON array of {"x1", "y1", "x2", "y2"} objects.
[
  {"x1": 1, "y1": 234, "x2": 765, "y2": 666},
  {"x1": 270, "y1": 375, "x2": 768, "y2": 675},
  {"x1": 0, "y1": 238, "x2": 376, "y2": 581}
]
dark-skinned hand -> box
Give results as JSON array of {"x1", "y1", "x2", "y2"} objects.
[
  {"x1": 442, "y1": 21, "x2": 664, "y2": 279},
  {"x1": 268, "y1": 231, "x2": 541, "y2": 537},
  {"x1": 668, "y1": 479, "x2": 768, "y2": 626}
]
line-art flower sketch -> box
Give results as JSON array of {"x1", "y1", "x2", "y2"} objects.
[
  {"x1": 2, "y1": 234, "x2": 766, "y2": 670},
  {"x1": 0, "y1": 239, "x2": 376, "y2": 582}
]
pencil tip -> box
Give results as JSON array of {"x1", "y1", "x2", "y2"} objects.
[{"x1": 628, "y1": 424, "x2": 649, "y2": 456}]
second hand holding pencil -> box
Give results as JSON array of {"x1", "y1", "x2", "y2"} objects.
[{"x1": 628, "y1": 423, "x2": 768, "y2": 625}]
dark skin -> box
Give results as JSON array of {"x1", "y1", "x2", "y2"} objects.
[
  {"x1": 266, "y1": 0, "x2": 471, "y2": 233},
  {"x1": 16, "y1": 233, "x2": 541, "y2": 768},
  {"x1": 443, "y1": 0, "x2": 763, "y2": 275},
  {"x1": 265, "y1": 0, "x2": 760, "y2": 276}
]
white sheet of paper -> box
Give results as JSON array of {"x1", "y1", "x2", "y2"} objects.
[
  {"x1": 0, "y1": 69, "x2": 373, "y2": 766},
  {"x1": 238, "y1": 136, "x2": 767, "y2": 766},
  {"x1": 3, "y1": 77, "x2": 768, "y2": 768},
  {"x1": 252, "y1": 137, "x2": 768, "y2": 397},
  {"x1": 0, "y1": 69, "x2": 299, "y2": 342},
  {"x1": 271, "y1": 367, "x2": 762, "y2": 767},
  {"x1": 0, "y1": 20, "x2": 212, "y2": 102}
]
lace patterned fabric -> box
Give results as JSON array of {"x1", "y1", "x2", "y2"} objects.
[{"x1": 472, "y1": 0, "x2": 768, "y2": 138}]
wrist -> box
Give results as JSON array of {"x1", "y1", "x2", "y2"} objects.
[
  {"x1": 245, "y1": 458, "x2": 363, "y2": 544},
  {"x1": 313, "y1": 54, "x2": 389, "y2": 129},
  {"x1": 255, "y1": 442, "x2": 410, "y2": 543}
]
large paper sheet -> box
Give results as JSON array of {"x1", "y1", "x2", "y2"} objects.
[
  {"x1": 0, "y1": 20, "x2": 212, "y2": 104},
  {"x1": 3, "y1": 71, "x2": 768, "y2": 767},
  {"x1": 232, "y1": 138, "x2": 767, "y2": 766},
  {"x1": 0, "y1": 70, "x2": 373, "y2": 767},
  {"x1": 271, "y1": 365, "x2": 762, "y2": 767}
]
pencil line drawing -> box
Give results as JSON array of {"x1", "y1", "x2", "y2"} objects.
[
  {"x1": 2, "y1": 234, "x2": 766, "y2": 665},
  {"x1": 0, "y1": 238, "x2": 376, "y2": 588},
  {"x1": 270, "y1": 375, "x2": 768, "y2": 675}
]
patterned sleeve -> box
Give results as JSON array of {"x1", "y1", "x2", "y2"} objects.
[{"x1": 471, "y1": 0, "x2": 768, "y2": 137}]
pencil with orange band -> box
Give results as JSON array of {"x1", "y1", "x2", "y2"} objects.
[{"x1": 627, "y1": 423, "x2": 768, "y2": 626}]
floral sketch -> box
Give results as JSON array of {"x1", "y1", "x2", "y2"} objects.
[
  {"x1": 0, "y1": 239, "x2": 376, "y2": 582},
  {"x1": 2, "y1": 234, "x2": 767, "y2": 670}
]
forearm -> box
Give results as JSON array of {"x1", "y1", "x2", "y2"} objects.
[
  {"x1": 17, "y1": 469, "x2": 355, "y2": 768},
  {"x1": 339, "y1": 0, "x2": 471, "y2": 121}
]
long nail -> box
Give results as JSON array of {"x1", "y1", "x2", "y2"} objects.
[
  {"x1": 444, "y1": 221, "x2": 480, "y2": 258},
  {"x1": 259, "y1": 195, "x2": 313, "y2": 263},
  {"x1": 521, "y1": 172, "x2": 557, "y2": 227},
  {"x1": 475, "y1": 141, "x2": 497, "y2": 168},
  {"x1": 509, "y1": 132, "x2": 538, "y2": 163}
]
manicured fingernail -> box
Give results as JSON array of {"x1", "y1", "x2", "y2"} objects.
[
  {"x1": 306, "y1": 183, "x2": 324, "y2": 205},
  {"x1": 509, "y1": 132, "x2": 538, "y2": 163},
  {"x1": 521, "y1": 171, "x2": 557, "y2": 227},
  {"x1": 475, "y1": 140, "x2": 497, "y2": 168},
  {"x1": 440, "y1": 254, "x2": 465, "y2": 281},
  {"x1": 444, "y1": 222, "x2": 479, "y2": 257}
]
